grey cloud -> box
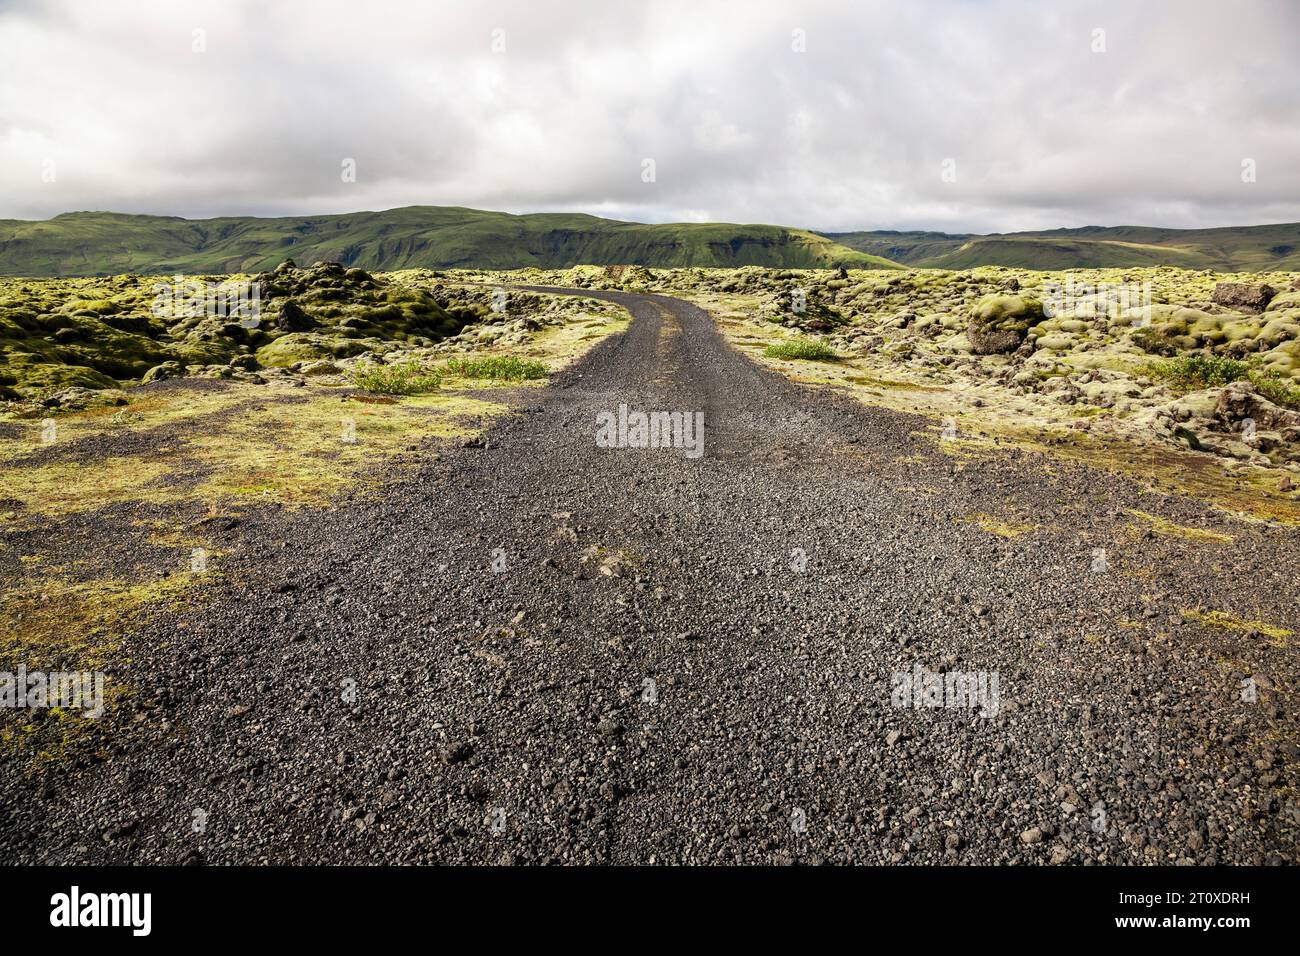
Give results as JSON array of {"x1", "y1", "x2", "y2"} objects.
[{"x1": 1, "y1": 0, "x2": 1297, "y2": 231}]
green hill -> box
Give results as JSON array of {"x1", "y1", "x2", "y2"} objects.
[
  {"x1": 0, "y1": 206, "x2": 900, "y2": 277},
  {"x1": 822, "y1": 223, "x2": 1300, "y2": 272},
  {"x1": 7, "y1": 205, "x2": 1294, "y2": 276}
]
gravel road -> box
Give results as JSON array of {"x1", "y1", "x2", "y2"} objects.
[{"x1": 3, "y1": 289, "x2": 1297, "y2": 865}]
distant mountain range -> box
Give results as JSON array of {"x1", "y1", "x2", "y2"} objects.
[
  {"x1": 821, "y1": 223, "x2": 1300, "y2": 272},
  {"x1": 1, "y1": 205, "x2": 1296, "y2": 276},
  {"x1": 0, "y1": 206, "x2": 895, "y2": 276}
]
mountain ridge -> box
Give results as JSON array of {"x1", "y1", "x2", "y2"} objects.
[
  {"x1": 0, "y1": 206, "x2": 899, "y2": 277},
  {"x1": 821, "y1": 222, "x2": 1300, "y2": 272},
  {"x1": 2, "y1": 205, "x2": 1297, "y2": 276}
]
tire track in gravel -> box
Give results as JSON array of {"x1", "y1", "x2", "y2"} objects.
[{"x1": 2, "y1": 288, "x2": 1297, "y2": 865}]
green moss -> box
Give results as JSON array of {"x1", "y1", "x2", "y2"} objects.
[
  {"x1": 1, "y1": 382, "x2": 507, "y2": 518},
  {"x1": 964, "y1": 513, "x2": 1036, "y2": 538},
  {"x1": 1182, "y1": 609, "x2": 1293, "y2": 643},
  {"x1": 5, "y1": 361, "x2": 118, "y2": 395},
  {"x1": 1127, "y1": 509, "x2": 1234, "y2": 542},
  {"x1": 0, "y1": 573, "x2": 196, "y2": 670},
  {"x1": 64, "y1": 299, "x2": 120, "y2": 315},
  {"x1": 255, "y1": 333, "x2": 332, "y2": 367},
  {"x1": 967, "y1": 294, "x2": 1045, "y2": 354}
]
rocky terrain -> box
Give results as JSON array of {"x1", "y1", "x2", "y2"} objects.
[
  {"x1": 0, "y1": 261, "x2": 623, "y2": 410},
  {"x1": 1, "y1": 264, "x2": 1297, "y2": 865},
  {"x1": 457, "y1": 264, "x2": 1300, "y2": 502}
]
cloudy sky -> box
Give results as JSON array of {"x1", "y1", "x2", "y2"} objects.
[{"x1": 2, "y1": 0, "x2": 1297, "y2": 233}]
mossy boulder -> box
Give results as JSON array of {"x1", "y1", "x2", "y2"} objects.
[
  {"x1": 255, "y1": 332, "x2": 382, "y2": 367},
  {"x1": 1130, "y1": 306, "x2": 1224, "y2": 355},
  {"x1": 142, "y1": 361, "x2": 185, "y2": 383},
  {"x1": 967, "y1": 294, "x2": 1046, "y2": 354},
  {"x1": 63, "y1": 299, "x2": 120, "y2": 315},
  {"x1": 1258, "y1": 315, "x2": 1300, "y2": 349},
  {"x1": 8, "y1": 361, "x2": 118, "y2": 396},
  {"x1": 99, "y1": 312, "x2": 157, "y2": 335},
  {"x1": 256, "y1": 333, "x2": 333, "y2": 367},
  {"x1": 170, "y1": 337, "x2": 240, "y2": 367},
  {"x1": 1264, "y1": 291, "x2": 1300, "y2": 313},
  {"x1": 56, "y1": 327, "x2": 171, "y2": 379},
  {"x1": 38, "y1": 386, "x2": 130, "y2": 410},
  {"x1": 1258, "y1": 339, "x2": 1300, "y2": 380}
]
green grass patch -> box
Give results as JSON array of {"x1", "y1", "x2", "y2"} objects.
[
  {"x1": 763, "y1": 339, "x2": 840, "y2": 362},
  {"x1": 444, "y1": 355, "x2": 548, "y2": 381},
  {"x1": 347, "y1": 361, "x2": 442, "y2": 395}
]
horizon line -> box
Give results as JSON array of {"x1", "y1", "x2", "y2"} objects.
[{"x1": 6, "y1": 204, "x2": 1298, "y2": 238}]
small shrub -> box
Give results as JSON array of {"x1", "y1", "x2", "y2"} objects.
[
  {"x1": 346, "y1": 361, "x2": 441, "y2": 395},
  {"x1": 1131, "y1": 326, "x2": 1179, "y2": 356},
  {"x1": 1144, "y1": 354, "x2": 1247, "y2": 391},
  {"x1": 444, "y1": 355, "x2": 548, "y2": 381},
  {"x1": 1249, "y1": 369, "x2": 1300, "y2": 410},
  {"x1": 1143, "y1": 354, "x2": 1300, "y2": 408},
  {"x1": 763, "y1": 339, "x2": 840, "y2": 361}
]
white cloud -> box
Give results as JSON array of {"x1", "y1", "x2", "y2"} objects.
[{"x1": 1, "y1": 0, "x2": 1297, "y2": 232}]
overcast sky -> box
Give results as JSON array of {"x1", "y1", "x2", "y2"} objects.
[{"x1": 2, "y1": 0, "x2": 1297, "y2": 233}]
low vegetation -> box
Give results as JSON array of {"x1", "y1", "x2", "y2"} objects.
[
  {"x1": 1144, "y1": 354, "x2": 1250, "y2": 390},
  {"x1": 1144, "y1": 354, "x2": 1300, "y2": 409},
  {"x1": 764, "y1": 339, "x2": 840, "y2": 361},
  {"x1": 444, "y1": 355, "x2": 548, "y2": 381},
  {"x1": 348, "y1": 361, "x2": 441, "y2": 395},
  {"x1": 1250, "y1": 369, "x2": 1300, "y2": 410}
]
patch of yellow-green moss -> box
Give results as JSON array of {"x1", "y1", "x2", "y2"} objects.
[
  {"x1": 0, "y1": 383, "x2": 506, "y2": 518},
  {"x1": 963, "y1": 513, "x2": 1037, "y2": 538},
  {"x1": 1182, "y1": 609, "x2": 1293, "y2": 644},
  {"x1": 1127, "y1": 509, "x2": 1236, "y2": 543},
  {"x1": 0, "y1": 572, "x2": 198, "y2": 670}
]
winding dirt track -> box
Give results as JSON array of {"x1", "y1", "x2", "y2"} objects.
[{"x1": 3, "y1": 289, "x2": 1298, "y2": 865}]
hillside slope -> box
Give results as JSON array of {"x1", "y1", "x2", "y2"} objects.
[
  {"x1": 0, "y1": 206, "x2": 900, "y2": 276},
  {"x1": 823, "y1": 223, "x2": 1300, "y2": 272}
]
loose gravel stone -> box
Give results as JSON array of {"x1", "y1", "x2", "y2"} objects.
[{"x1": 1, "y1": 288, "x2": 1296, "y2": 866}]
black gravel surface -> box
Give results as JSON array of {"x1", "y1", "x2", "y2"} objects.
[{"x1": 2, "y1": 289, "x2": 1297, "y2": 865}]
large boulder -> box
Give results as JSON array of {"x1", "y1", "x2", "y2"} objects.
[
  {"x1": 967, "y1": 294, "x2": 1045, "y2": 354},
  {"x1": 5, "y1": 358, "x2": 118, "y2": 396},
  {"x1": 255, "y1": 332, "x2": 379, "y2": 368},
  {"x1": 255, "y1": 333, "x2": 332, "y2": 367},
  {"x1": 1215, "y1": 381, "x2": 1300, "y2": 432},
  {"x1": 142, "y1": 361, "x2": 184, "y2": 383},
  {"x1": 275, "y1": 299, "x2": 317, "y2": 332},
  {"x1": 1212, "y1": 282, "x2": 1275, "y2": 313}
]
